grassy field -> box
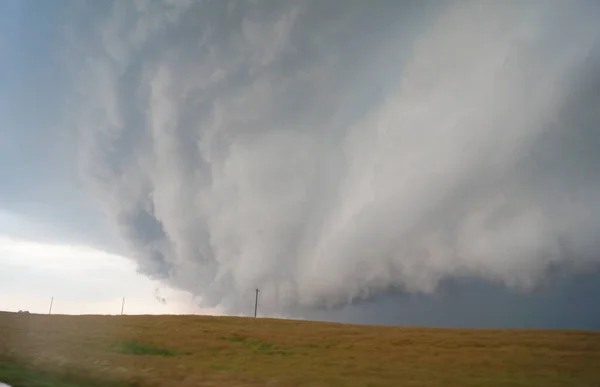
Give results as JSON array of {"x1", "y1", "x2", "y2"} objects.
[{"x1": 1, "y1": 312, "x2": 599, "y2": 386}]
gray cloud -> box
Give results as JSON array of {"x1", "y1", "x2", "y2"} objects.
[
  {"x1": 154, "y1": 287, "x2": 167, "y2": 305},
  {"x1": 66, "y1": 0, "x2": 600, "y2": 315},
  {"x1": 296, "y1": 271, "x2": 600, "y2": 330}
]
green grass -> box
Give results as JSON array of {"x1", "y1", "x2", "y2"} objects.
[
  {"x1": 110, "y1": 341, "x2": 184, "y2": 357},
  {"x1": 0, "y1": 359, "x2": 134, "y2": 387}
]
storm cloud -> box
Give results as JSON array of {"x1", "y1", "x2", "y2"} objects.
[{"x1": 66, "y1": 0, "x2": 600, "y2": 315}]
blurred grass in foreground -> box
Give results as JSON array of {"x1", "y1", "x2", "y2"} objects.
[
  {"x1": 0, "y1": 359, "x2": 132, "y2": 387},
  {"x1": 1, "y1": 311, "x2": 599, "y2": 386}
]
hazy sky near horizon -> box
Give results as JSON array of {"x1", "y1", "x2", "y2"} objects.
[{"x1": 1, "y1": 0, "x2": 600, "y2": 329}]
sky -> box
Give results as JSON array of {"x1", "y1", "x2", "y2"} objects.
[{"x1": 1, "y1": 0, "x2": 600, "y2": 329}]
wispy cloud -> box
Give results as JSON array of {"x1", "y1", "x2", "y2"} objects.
[{"x1": 65, "y1": 0, "x2": 600, "y2": 315}]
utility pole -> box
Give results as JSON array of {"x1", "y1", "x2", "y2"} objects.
[
  {"x1": 254, "y1": 288, "x2": 259, "y2": 318},
  {"x1": 48, "y1": 297, "x2": 54, "y2": 315},
  {"x1": 121, "y1": 297, "x2": 125, "y2": 315}
]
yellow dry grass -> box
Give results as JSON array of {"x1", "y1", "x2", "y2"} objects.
[{"x1": 1, "y1": 311, "x2": 599, "y2": 386}]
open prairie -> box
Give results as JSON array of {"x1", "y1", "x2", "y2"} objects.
[{"x1": 1, "y1": 312, "x2": 599, "y2": 387}]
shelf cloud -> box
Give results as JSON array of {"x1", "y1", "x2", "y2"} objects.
[{"x1": 67, "y1": 0, "x2": 600, "y2": 314}]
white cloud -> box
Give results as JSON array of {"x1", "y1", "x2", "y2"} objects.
[{"x1": 65, "y1": 0, "x2": 600, "y2": 314}]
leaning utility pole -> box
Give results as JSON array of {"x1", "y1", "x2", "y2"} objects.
[
  {"x1": 48, "y1": 297, "x2": 54, "y2": 315},
  {"x1": 254, "y1": 288, "x2": 259, "y2": 318},
  {"x1": 121, "y1": 297, "x2": 125, "y2": 315}
]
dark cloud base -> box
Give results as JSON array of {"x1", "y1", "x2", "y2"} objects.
[{"x1": 297, "y1": 271, "x2": 600, "y2": 330}]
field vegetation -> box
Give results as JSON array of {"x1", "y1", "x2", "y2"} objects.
[{"x1": 1, "y1": 311, "x2": 599, "y2": 386}]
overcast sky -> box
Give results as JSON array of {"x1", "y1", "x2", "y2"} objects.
[{"x1": 1, "y1": 0, "x2": 600, "y2": 329}]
